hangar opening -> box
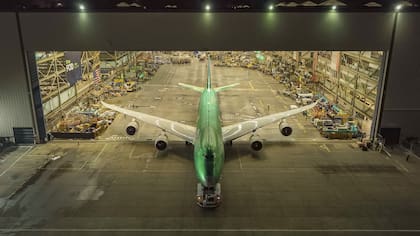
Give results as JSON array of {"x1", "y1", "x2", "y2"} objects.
[{"x1": 31, "y1": 50, "x2": 384, "y2": 143}]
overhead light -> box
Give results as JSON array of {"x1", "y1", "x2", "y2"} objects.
[
  {"x1": 234, "y1": 4, "x2": 250, "y2": 9},
  {"x1": 165, "y1": 5, "x2": 177, "y2": 9},
  {"x1": 205, "y1": 4, "x2": 211, "y2": 11},
  {"x1": 79, "y1": 4, "x2": 85, "y2": 10},
  {"x1": 269, "y1": 4, "x2": 274, "y2": 10},
  {"x1": 395, "y1": 4, "x2": 402, "y2": 11},
  {"x1": 130, "y1": 3, "x2": 141, "y2": 7},
  {"x1": 331, "y1": 5, "x2": 337, "y2": 10},
  {"x1": 116, "y1": 2, "x2": 130, "y2": 7}
]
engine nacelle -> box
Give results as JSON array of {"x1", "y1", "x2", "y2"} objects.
[
  {"x1": 125, "y1": 120, "x2": 139, "y2": 136},
  {"x1": 155, "y1": 134, "x2": 168, "y2": 151},
  {"x1": 249, "y1": 134, "x2": 263, "y2": 151},
  {"x1": 279, "y1": 121, "x2": 293, "y2": 136}
]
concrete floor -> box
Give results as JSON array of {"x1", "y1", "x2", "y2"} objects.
[{"x1": 1, "y1": 60, "x2": 420, "y2": 235}]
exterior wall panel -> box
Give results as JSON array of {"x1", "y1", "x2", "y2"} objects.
[
  {"x1": 0, "y1": 13, "x2": 33, "y2": 138},
  {"x1": 19, "y1": 12, "x2": 394, "y2": 51},
  {"x1": 381, "y1": 13, "x2": 420, "y2": 138}
]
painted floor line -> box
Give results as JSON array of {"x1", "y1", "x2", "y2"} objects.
[
  {"x1": 1, "y1": 228, "x2": 420, "y2": 232},
  {"x1": 0, "y1": 147, "x2": 33, "y2": 177},
  {"x1": 93, "y1": 144, "x2": 108, "y2": 162},
  {"x1": 128, "y1": 144, "x2": 136, "y2": 159},
  {"x1": 79, "y1": 144, "x2": 107, "y2": 170},
  {"x1": 79, "y1": 161, "x2": 88, "y2": 170},
  {"x1": 248, "y1": 81, "x2": 255, "y2": 90},
  {"x1": 391, "y1": 159, "x2": 409, "y2": 173}
]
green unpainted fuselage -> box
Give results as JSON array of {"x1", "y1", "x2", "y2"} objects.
[{"x1": 194, "y1": 65, "x2": 224, "y2": 187}]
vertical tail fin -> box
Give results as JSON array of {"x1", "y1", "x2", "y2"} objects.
[{"x1": 207, "y1": 57, "x2": 212, "y2": 89}]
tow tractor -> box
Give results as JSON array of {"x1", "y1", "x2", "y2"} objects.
[{"x1": 196, "y1": 183, "x2": 221, "y2": 208}]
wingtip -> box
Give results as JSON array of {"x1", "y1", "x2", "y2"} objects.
[{"x1": 177, "y1": 82, "x2": 188, "y2": 88}]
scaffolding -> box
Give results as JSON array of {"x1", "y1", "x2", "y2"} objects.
[
  {"x1": 36, "y1": 51, "x2": 68, "y2": 101},
  {"x1": 35, "y1": 51, "x2": 101, "y2": 116},
  {"x1": 99, "y1": 51, "x2": 134, "y2": 80},
  {"x1": 315, "y1": 51, "x2": 383, "y2": 120}
]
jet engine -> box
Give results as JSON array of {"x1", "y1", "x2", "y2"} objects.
[
  {"x1": 249, "y1": 134, "x2": 263, "y2": 151},
  {"x1": 125, "y1": 120, "x2": 139, "y2": 136},
  {"x1": 155, "y1": 134, "x2": 168, "y2": 151},
  {"x1": 279, "y1": 120, "x2": 293, "y2": 136}
]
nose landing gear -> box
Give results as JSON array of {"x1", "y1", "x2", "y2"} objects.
[{"x1": 196, "y1": 183, "x2": 221, "y2": 208}]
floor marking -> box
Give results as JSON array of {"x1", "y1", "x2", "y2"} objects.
[
  {"x1": 391, "y1": 159, "x2": 409, "y2": 173},
  {"x1": 128, "y1": 145, "x2": 135, "y2": 159},
  {"x1": 235, "y1": 147, "x2": 243, "y2": 170},
  {"x1": 2, "y1": 228, "x2": 420, "y2": 233},
  {"x1": 43, "y1": 167, "x2": 85, "y2": 171},
  {"x1": 320, "y1": 144, "x2": 331, "y2": 152},
  {"x1": 248, "y1": 81, "x2": 255, "y2": 90},
  {"x1": 238, "y1": 155, "x2": 243, "y2": 170},
  {"x1": 80, "y1": 144, "x2": 107, "y2": 169},
  {"x1": 25, "y1": 154, "x2": 50, "y2": 157},
  {"x1": 143, "y1": 159, "x2": 151, "y2": 172},
  {"x1": 399, "y1": 145, "x2": 420, "y2": 160},
  {"x1": 93, "y1": 144, "x2": 107, "y2": 163},
  {"x1": 79, "y1": 161, "x2": 89, "y2": 170},
  {"x1": 0, "y1": 147, "x2": 33, "y2": 177},
  {"x1": 142, "y1": 150, "x2": 156, "y2": 172},
  {"x1": 378, "y1": 148, "x2": 409, "y2": 173}
]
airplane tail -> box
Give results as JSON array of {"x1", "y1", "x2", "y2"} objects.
[
  {"x1": 178, "y1": 57, "x2": 239, "y2": 93},
  {"x1": 214, "y1": 83, "x2": 240, "y2": 92},
  {"x1": 178, "y1": 83, "x2": 204, "y2": 92},
  {"x1": 207, "y1": 57, "x2": 212, "y2": 89}
]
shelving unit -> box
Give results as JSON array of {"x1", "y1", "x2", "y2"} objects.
[{"x1": 315, "y1": 51, "x2": 383, "y2": 120}]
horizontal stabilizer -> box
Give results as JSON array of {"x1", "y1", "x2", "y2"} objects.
[
  {"x1": 214, "y1": 83, "x2": 240, "y2": 92},
  {"x1": 178, "y1": 83, "x2": 204, "y2": 92}
]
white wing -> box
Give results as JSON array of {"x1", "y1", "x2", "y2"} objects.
[
  {"x1": 222, "y1": 101, "x2": 318, "y2": 142},
  {"x1": 101, "y1": 101, "x2": 196, "y2": 143}
]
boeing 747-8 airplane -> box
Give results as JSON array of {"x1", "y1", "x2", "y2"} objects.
[{"x1": 101, "y1": 59, "x2": 318, "y2": 207}]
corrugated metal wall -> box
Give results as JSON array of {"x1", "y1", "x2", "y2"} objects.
[
  {"x1": 0, "y1": 13, "x2": 33, "y2": 138},
  {"x1": 19, "y1": 13, "x2": 393, "y2": 51},
  {"x1": 381, "y1": 13, "x2": 420, "y2": 138}
]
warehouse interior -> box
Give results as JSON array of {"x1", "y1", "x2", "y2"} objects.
[{"x1": 35, "y1": 50, "x2": 383, "y2": 143}]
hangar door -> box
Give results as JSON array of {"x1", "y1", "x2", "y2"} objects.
[{"x1": 30, "y1": 50, "x2": 384, "y2": 141}]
